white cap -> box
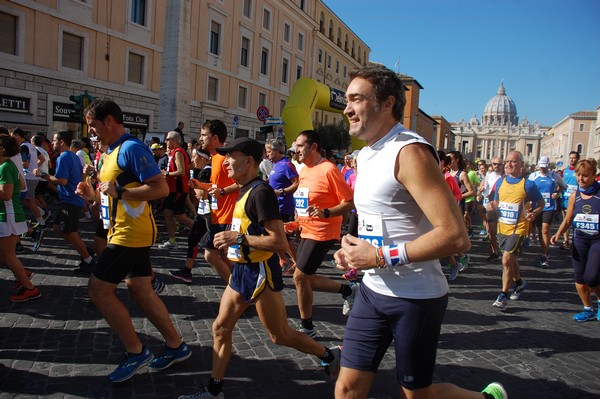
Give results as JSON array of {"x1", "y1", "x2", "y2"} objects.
[{"x1": 538, "y1": 156, "x2": 550, "y2": 167}]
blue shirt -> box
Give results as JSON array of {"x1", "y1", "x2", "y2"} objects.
[
  {"x1": 106, "y1": 134, "x2": 161, "y2": 184},
  {"x1": 55, "y1": 150, "x2": 84, "y2": 207},
  {"x1": 268, "y1": 156, "x2": 298, "y2": 216}
]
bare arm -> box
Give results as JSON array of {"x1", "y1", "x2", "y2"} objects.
[
  {"x1": 213, "y1": 218, "x2": 288, "y2": 253},
  {"x1": 551, "y1": 194, "x2": 576, "y2": 244},
  {"x1": 100, "y1": 173, "x2": 168, "y2": 202},
  {"x1": 460, "y1": 172, "x2": 475, "y2": 199},
  {"x1": 0, "y1": 182, "x2": 13, "y2": 201}
]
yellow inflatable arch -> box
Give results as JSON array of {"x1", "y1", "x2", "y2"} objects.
[{"x1": 281, "y1": 78, "x2": 364, "y2": 150}]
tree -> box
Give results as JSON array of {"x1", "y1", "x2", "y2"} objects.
[{"x1": 315, "y1": 120, "x2": 350, "y2": 153}]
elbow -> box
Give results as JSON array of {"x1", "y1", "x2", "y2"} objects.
[{"x1": 458, "y1": 236, "x2": 471, "y2": 253}]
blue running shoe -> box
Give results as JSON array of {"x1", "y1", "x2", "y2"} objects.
[
  {"x1": 149, "y1": 342, "x2": 191, "y2": 370},
  {"x1": 321, "y1": 346, "x2": 341, "y2": 380},
  {"x1": 107, "y1": 347, "x2": 153, "y2": 383},
  {"x1": 509, "y1": 279, "x2": 528, "y2": 300},
  {"x1": 573, "y1": 308, "x2": 596, "y2": 322}
]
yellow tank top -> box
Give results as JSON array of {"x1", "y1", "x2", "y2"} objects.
[
  {"x1": 100, "y1": 141, "x2": 157, "y2": 247},
  {"x1": 497, "y1": 177, "x2": 529, "y2": 236},
  {"x1": 227, "y1": 182, "x2": 273, "y2": 263}
]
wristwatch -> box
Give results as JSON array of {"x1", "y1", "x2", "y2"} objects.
[
  {"x1": 235, "y1": 233, "x2": 244, "y2": 245},
  {"x1": 116, "y1": 185, "x2": 126, "y2": 200},
  {"x1": 40, "y1": 172, "x2": 48, "y2": 179},
  {"x1": 220, "y1": 188, "x2": 227, "y2": 196},
  {"x1": 323, "y1": 208, "x2": 330, "y2": 218}
]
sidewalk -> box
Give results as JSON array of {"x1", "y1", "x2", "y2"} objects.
[{"x1": 1, "y1": 220, "x2": 598, "y2": 399}]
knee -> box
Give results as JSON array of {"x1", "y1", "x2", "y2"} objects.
[{"x1": 212, "y1": 320, "x2": 232, "y2": 342}]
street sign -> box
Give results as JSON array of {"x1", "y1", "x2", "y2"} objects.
[
  {"x1": 233, "y1": 115, "x2": 239, "y2": 128},
  {"x1": 265, "y1": 117, "x2": 284, "y2": 126},
  {"x1": 256, "y1": 105, "x2": 269, "y2": 122}
]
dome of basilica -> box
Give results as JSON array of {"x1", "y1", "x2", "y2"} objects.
[{"x1": 482, "y1": 82, "x2": 518, "y2": 126}]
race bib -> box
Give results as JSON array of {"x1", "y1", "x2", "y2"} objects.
[
  {"x1": 197, "y1": 199, "x2": 211, "y2": 215},
  {"x1": 542, "y1": 192, "x2": 551, "y2": 208},
  {"x1": 227, "y1": 218, "x2": 243, "y2": 261},
  {"x1": 100, "y1": 193, "x2": 110, "y2": 230},
  {"x1": 357, "y1": 213, "x2": 384, "y2": 247},
  {"x1": 498, "y1": 201, "x2": 519, "y2": 225},
  {"x1": 210, "y1": 184, "x2": 218, "y2": 210},
  {"x1": 293, "y1": 187, "x2": 310, "y2": 217},
  {"x1": 573, "y1": 213, "x2": 599, "y2": 235}
]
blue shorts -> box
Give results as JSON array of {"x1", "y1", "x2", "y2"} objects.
[
  {"x1": 341, "y1": 284, "x2": 448, "y2": 390},
  {"x1": 205, "y1": 223, "x2": 230, "y2": 250},
  {"x1": 229, "y1": 256, "x2": 283, "y2": 303}
]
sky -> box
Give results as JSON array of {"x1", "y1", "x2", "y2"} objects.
[{"x1": 323, "y1": 0, "x2": 600, "y2": 127}]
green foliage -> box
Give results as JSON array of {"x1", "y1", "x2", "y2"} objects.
[{"x1": 315, "y1": 120, "x2": 350, "y2": 152}]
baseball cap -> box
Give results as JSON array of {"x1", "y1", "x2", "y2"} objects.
[
  {"x1": 538, "y1": 156, "x2": 550, "y2": 167},
  {"x1": 348, "y1": 149, "x2": 360, "y2": 159},
  {"x1": 216, "y1": 137, "x2": 263, "y2": 163},
  {"x1": 150, "y1": 143, "x2": 161, "y2": 150}
]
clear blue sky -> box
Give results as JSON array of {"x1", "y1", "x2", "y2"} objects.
[{"x1": 324, "y1": 0, "x2": 600, "y2": 127}]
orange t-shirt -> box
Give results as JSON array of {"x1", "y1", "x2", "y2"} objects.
[
  {"x1": 210, "y1": 153, "x2": 238, "y2": 224},
  {"x1": 297, "y1": 159, "x2": 354, "y2": 241}
]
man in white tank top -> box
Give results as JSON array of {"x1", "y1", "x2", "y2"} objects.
[{"x1": 332, "y1": 65, "x2": 507, "y2": 399}]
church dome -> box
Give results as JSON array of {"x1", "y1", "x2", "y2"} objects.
[{"x1": 482, "y1": 82, "x2": 518, "y2": 126}]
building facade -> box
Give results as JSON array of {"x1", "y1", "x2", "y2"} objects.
[
  {"x1": 0, "y1": 0, "x2": 368, "y2": 145},
  {"x1": 540, "y1": 110, "x2": 598, "y2": 167},
  {"x1": 451, "y1": 82, "x2": 548, "y2": 165}
]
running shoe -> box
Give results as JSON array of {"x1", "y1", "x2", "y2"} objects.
[
  {"x1": 321, "y1": 346, "x2": 341, "y2": 380},
  {"x1": 479, "y1": 229, "x2": 488, "y2": 236},
  {"x1": 486, "y1": 252, "x2": 500, "y2": 262},
  {"x1": 297, "y1": 327, "x2": 320, "y2": 339},
  {"x1": 79, "y1": 215, "x2": 95, "y2": 223},
  {"x1": 152, "y1": 278, "x2": 166, "y2": 295},
  {"x1": 279, "y1": 254, "x2": 296, "y2": 275},
  {"x1": 481, "y1": 382, "x2": 508, "y2": 399},
  {"x1": 74, "y1": 259, "x2": 96, "y2": 276},
  {"x1": 493, "y1": 293, "x2": 508, "y2": 310},
  {"x1": 178, "y1": 386, "x2": 224, "y2": 399},
  {"x1": 448, "y1": 264, "x2": 460, "y2": 281},
  {"x1": 559, "y1": 242, "x2": 571, "y2": 250},
  {"x1": 342, "y1": 282, "x2": 359, "y2": 316},
  {"x1": 107, "y1": 347, "x2": 153, "y2": 383},
  {"x1": 15, "y1": 242, "x2": 25, "y2": 253},
  {"x1": 12, "y1": 269, "x2": 34, "y2": 292},
  {"x1": 170, "y1": 268, "x2": 193, "y2": 283},
  {"x1": 458, "y1": 254, "x2": 470, "y2": 271},
  {"x1": 509, "y1": 280, "x2": 528, "y2": 300},
  {"x1": 540, "y1": 256, "x2": 549, "y2": 268},
  {"x1": 149, "y1": 342, "x2": 192, "y2": 370},
  {"x1": 573, "y1": 308, "x2": 596, "y2": 322},
  {"x1": 32, "y1": 228, "x2": 45, "y2": 252},
  {"x1": 9, "y1": 286, "x2": 41, "y2": 302},
  {"x1": 158, "y1": 240, "x2": 178, "y2": 250},
  {"x1": 342, "y1": 268, "x2": 358, "y2": 281}
]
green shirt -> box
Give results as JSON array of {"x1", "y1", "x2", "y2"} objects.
[{"x1": 0, "y1": 159, "x2": 26, "y2": 223}]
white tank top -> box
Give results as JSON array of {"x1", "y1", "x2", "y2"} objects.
[{"x1": 354, "y1": 123, "x2": 449, "y2": 299}]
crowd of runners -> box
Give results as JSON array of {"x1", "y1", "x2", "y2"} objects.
[{"x1": 2, "y1": 65, "x2": 599, "y2": 399}]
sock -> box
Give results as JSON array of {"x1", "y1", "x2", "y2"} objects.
[
  {"x1": 483, "y1": 394, "x2": 494, "y2": 399},
  {"x1": 340, "y1": 284, "x2": 352, "y2": 298},
  {"x1": 36, "y1": 217, "x2": 45, "y2": 226},
  {"x1": 169, "y1": 237, "x2": 177, "y2": 244},
  {"x1": 501, "y1": 291, "x2": 509, "y2": 297},
  {"x1": 583, "y1": 306, "x2": 593, "y2": 311},
  {"x1": 128, "y1": 347, "x2": 145, "y2": 356},
  {"x1": 83, "y1": 256, "x2": 93, "y2": 264},
  {"x1": 301, "y1": 318, "x2": 314, "y2": 330},
  {"x1": 320, "y1": 347, "x2": 334, "y2": 363},
  {"x1": 207, "y1": 377, "x2": 223, "y2": 396}
]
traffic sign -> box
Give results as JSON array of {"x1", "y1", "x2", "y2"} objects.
[
  {"x1": 256, "y1": 105, "x2": 269, "y2": 122},
  {"x1": 233, "y1": 115, "x2": 239, "y2": 128},
  {"x1": 265, "y1": 117, "x2": 284, "y2": 126}
]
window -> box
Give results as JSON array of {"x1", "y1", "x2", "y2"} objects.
[
  {"x1": 238, "y1": 86, "x2": 248, "y2": 109},
  {"x1": 281, "y1": 58, "x2": 289, "y2": 84},
  {"x1": 579, "y1": 123, "x2": 585, "y2": 131},
  {"x1": 318, "y1": 49, "x2": 323, "y2": 63},
  {"x1": 235, "y1": 128, "x2": 249, "y2": 139},
  {"x1": 62, "y1": 32, "x2": 83, "y2": 70},
  {"x1": 299, "y1": 0, "x2": 306, "y2": 11},
  {"x1": 260, "y1": 47, "x2": 269, "y2": 75},
  {"x1": 240, "y1": 37, "x2": 250, "y2": 67},
  {"x1": 335, "y1": 60, "x2": 339, "y2": 74},
  {"x1": 280, "y1": 99, "x2": 286, "y2": 114},
  {"x1": 128, "y1": 52, "x2": 144, "y2": 84},
  {"x1": 0, "y1": 12, "x2": 17, "y2": 55},
  {"x1": 296, "y1": 65, "x2": 303, "y2": 80},
  {"x1": 327, "y1": 55, "x2": 331, "y2": 69},
  {"x1": 259, "y1": 93, "x2": 266, "y2": 107},
  {"x1": 242, "y1": 0, "x2": 252, "y2": 18},
  {"x1": 343, "y1": 66, "x2": 347, "y2": 78},
  {"x1": 263, "y1": 9, "x2": 271, "y2": 30},
  {"x1": 284, "y1": 23, "x2": 291, "y2": 43},
  {"x1": 210, "y1": 21, "x2": 221, "y2": 55},
  {"x1": 131, "y1": 0, "x2": 146, "y2": 26},
  {"x1": 298, "y1": 32, "x2": 304, "y2": 51},
  {"x1": 577, "y1": 143, "x2": 584, "y2": 153},
  {"x1": 208, "y1": 77, "x2": 219, "y2": 102}
]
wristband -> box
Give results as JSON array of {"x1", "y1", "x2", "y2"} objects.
[
  {"x1": 375, "y1": 246, "x2": 385, "y2": 268},
  {"x1": 41, "y1": 172, "x2": 48, "y2": 179},
  {"x1": 381, "y1": 243, "x2": 409, "y2": 268}
]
